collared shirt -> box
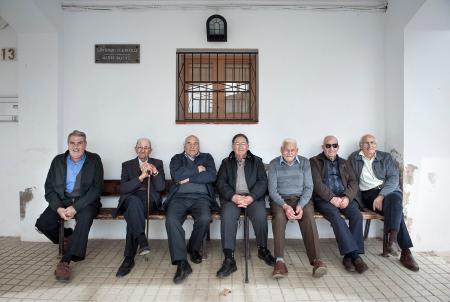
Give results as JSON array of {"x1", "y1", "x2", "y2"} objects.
[
  {"x1": 358, "y1": 150, "x2": 383, "y2": 191},
  {"x1": 279, "y1": 155, "x2": 301, "y2": 167},
  {"x1": 324, "y1": 158, "x2": 345, "y2": 196},
  {"x1": 235, "y1": 159, "x2": 249, "y2": 194},
  {"x1": 66, "y1": 153, "x2": 86, "y2": 193},
  {"x1": 184, "y1": 152, "x2": 199, "y2": 161}
]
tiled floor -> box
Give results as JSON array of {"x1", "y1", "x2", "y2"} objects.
[{"x1": 0, "y1": 237, "x2": 449, "y2": 302}]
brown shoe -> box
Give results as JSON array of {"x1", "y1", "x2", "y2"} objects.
[
  {"x1": 312, "y1": 259, "x2": 327, "y2": 278},
  {"x1": 382, "y1": 231, "x2": 400, "y2": 257},
  {"x1": 400, "y1": 249, "x2": 419, "y2": 272},
  {"x1": 272, "y1": 260, "x2": 288, "y2": 279},
  {"x1": 342, "y1": 256, "x2": 355, "y2": 272},
  {"x1": 353, "y1": 257, "x2": 368, "y2": 274},
  {"x1": 54, "y1": 262, "x2": 70, "y2": 281}
]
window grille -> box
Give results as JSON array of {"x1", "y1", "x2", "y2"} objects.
[{"x1": 176, "y1": 49, "x2": 258, "y2": 123}]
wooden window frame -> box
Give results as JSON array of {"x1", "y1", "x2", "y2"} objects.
[{"x1": 176, "y1": 49, "x2": 258, "y2": 124}]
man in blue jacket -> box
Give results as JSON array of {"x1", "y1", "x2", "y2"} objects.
[
  {"x1": 35, "y1": 130, "x2": 103, "y2": 282},
  {"x1": 165, "y1": 135, "x2": 217, "y2": 284},
  {"x1": 348, "y1": 134, "x2": 419, "y2": 272}
]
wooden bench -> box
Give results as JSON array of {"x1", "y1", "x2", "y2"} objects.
[
  {"x1": 97, "y1": 179, "x2": 383, "y2": 236},
  {"x1": 59, "y1": 179, "x2": 384, "y2": 282}
]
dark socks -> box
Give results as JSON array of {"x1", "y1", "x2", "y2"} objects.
[
  {"x1": 61, "y1": 254, "x2": 71, "y2": 264},
  {"x1": 224, "y1": 249, "x2": 234, "y2": 259},
  {"x1": 345, "y1": 251, "x2": 359, "y2": 261}
]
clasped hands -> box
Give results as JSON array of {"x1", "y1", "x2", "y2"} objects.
[
  {"x1": 57, "y1": 206, "x2": 77, "y2": 221},
  {"x1": 232, "y1": 194, "x2": 254, "y2": 208},
  {"x1": 139, "y1": 163, "x2": 158, "y2": 182},
  {"x1": 329, "y1": 196, "x2": 350, "y2": 209},
  {"x1": 283, "y1": 203, "x2": 303, "y2": 220}
]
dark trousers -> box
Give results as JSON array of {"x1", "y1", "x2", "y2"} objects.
[
  {"x1": 165, "y1": 195, "x2": 211, "y2": 264},
  {"x1": 361, "y1": 188, "x2": 413, "y2": 249},
  {"x1": 122, "y1": 191, "x2": 159, "y2": 258},
  {"x1": 220, "y1": 200, "x2": 268, "y2": 251},
  {"x1": 271, "y1": 201, "x2": 320, "y2": 264},
  {"x1": 35, "y1": 203, "x2": 99, "y2": 261},
  {"x1": 314, "y1": 198, "x2": 364, "y2": 255}
]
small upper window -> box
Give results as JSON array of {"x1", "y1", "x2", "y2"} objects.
[{"x1": 206, "y1": 15, "x2": 227, "y2": 42}]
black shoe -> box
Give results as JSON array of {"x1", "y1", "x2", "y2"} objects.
[
  {"x1": 173, "y1": 261, "x2": 192, "y2": 284},
  {"x1": 216, "y1": 258, "x2": 237, "y2": 278},
  {"x1": 116, "y1": 257, "x2": 135, "y2": 278},
  {"x1": 258, "y1": 247, "x2": 276, "y2": 267},
  {"x1": 187, "y1": 241, "x2": 202, "y2": 264}
]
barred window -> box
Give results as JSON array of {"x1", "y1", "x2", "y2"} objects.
[{"x1": 176, "y1": 49, "x2": 258, "y2": 123}]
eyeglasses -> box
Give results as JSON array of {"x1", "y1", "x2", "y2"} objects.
[
  {"x1": 136, "y1": 146, "x2": 150, "y2": 151},
  {"x1": 325, "y1": 144, "x2": 338, "y2": 149}
]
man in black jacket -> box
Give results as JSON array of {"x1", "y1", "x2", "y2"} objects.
[
  {"x1": 114, "y1": 138, "x2": 165, "y2": 278},
  {"x1": 35, "y1": 130, "x2": 103, "y2": 282},
  {"x1": 216, "y1": 133, "x2": 275, "y2": 278}
]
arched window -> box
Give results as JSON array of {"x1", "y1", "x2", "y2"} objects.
[{"x1": 206, "y1": 15, "x2": 227, "y2": 42}]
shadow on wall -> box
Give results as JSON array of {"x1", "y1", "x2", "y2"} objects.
[{"x1": 19, "y1": 187, "x2": 34, "y2": 219}]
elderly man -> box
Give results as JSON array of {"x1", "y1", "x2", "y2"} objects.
[
  {"x1": 349, "y1": 134, "x2": 419, "y2": 271},
  {"x1": 35, "y1": 130, "x2": 103, "y2": 281},
  {"x1": 114, "y1": 138, "x2": 165, "y2": 278},
  {"x1": 216, "y1": 133, "x2": 275, "y2": 278},
  {"x1": 268, "y1": 138, "x2": 327, "y2": 278},
  {"x1": 165, "y1": 135, "x2": 217, "y2": 284},
  {"x1": 310, "y1": 135, "x2": 368, "y2": 273}
]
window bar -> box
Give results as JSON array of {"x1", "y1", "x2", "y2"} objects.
[
  {"x1": 208, "y1": 52, "x2": 211, "y2": 119},
  {"x1": 248, "y1": 53, "x2": 252, "y2": 120},
  {"x1": 241, "y1": 53, "x2": 244, "y2": 119},
  {"x1": 199, "y1": 53, "x2": 202, "y2": 120},
  {"x1": 232, "y1": 53, "x2": 236, "y2": 120},
  {"x1": 217, "y1": 52, "x2": 220, "y2": 120},
  {"x1": 190, "y1": 53, "x2": 194, "y2": 120},
  {"x1": 176, "y1": 53, "x2": 180, "y2": 120}
]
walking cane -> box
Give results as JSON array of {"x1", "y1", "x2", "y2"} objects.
[
  {"x1": 145, "y1": 171, "x2": 151, "y2": 262},
  {"x1": 244, "y1": 207, "x2": 249, "y2": 283}
]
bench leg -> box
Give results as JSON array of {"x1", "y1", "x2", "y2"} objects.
[
  {"x1": 58, "y1": 218, "x2": 64, "y2": 258},
  {"x1": 244, "y1": 208, "x2": 249, "y2": 283},
  {"x1": 364, "y1": 219, "x2": 371, "y2": 240}
]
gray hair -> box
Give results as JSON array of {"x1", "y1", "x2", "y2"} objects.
[
  {"x1": 281, "y1": 138, "x2": 297, "y2": 148},
  {"x1": 359, "y1": 134, "x2": 376, "y2": 148},
  {"x1": 67, "y1": 130, "x2": 86, "y2": 143},
  {"x1": 184, "y1": 134, "x2": 200, "y2": 145},
  {"x1": 136, "y1": 137, "x2": 151, "y2": 148}
]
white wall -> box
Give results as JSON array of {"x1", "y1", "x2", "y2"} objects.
[
  {"x1": 60, "y1": 8, "x2": 385, "y2": 239},
  {"x1": 384, "y1": 0, "x2": 424, "y2": 154},
  {"x1": 0, "y1": 24, "x2": 20, "y2": 236},
  {"x1": 404, "y1": 0, "x2": 450, "y2": 251}
]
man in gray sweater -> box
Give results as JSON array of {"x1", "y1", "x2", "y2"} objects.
[{"x1": 268, "y1": 138, "x2": 327, "y2": 278}]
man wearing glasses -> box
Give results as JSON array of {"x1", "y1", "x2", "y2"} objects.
[
  {"x1": 165, "y1": 135, "x2": 217, "y2": 284},
  {"x1": 114, "y1": 138, "x2": 166, "y2": 278},
  {"x1": 268, "y1": 138, "x2": 327, "y2": 278},
  {"x1": 216, "y1": 133, "x2": 275, "y2": 278},
  {"x1": 349, "y1": 134, "x2": 419, "y2": 272},
  {"x1": 310, "y1": 135, "x2": 368, "y2": 273}
]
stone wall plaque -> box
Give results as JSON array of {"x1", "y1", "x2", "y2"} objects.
[{"x1": 95, "y1": 44, "x2": 140, "y2": 64}]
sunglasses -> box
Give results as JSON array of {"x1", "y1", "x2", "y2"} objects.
[{"x1": 325, "y1": 144, "x2": 338, "y2": 149}]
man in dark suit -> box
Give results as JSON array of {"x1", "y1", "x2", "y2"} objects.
[
  {"x1": 114, "y1": 138, "x2": 165, "y2": 278},
  {"x1": 35, "y1": 130, "x2": 103, "y2": 282},
  {"x1": 165, "y1": 135, "x2": 217, "y2": 284}
]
